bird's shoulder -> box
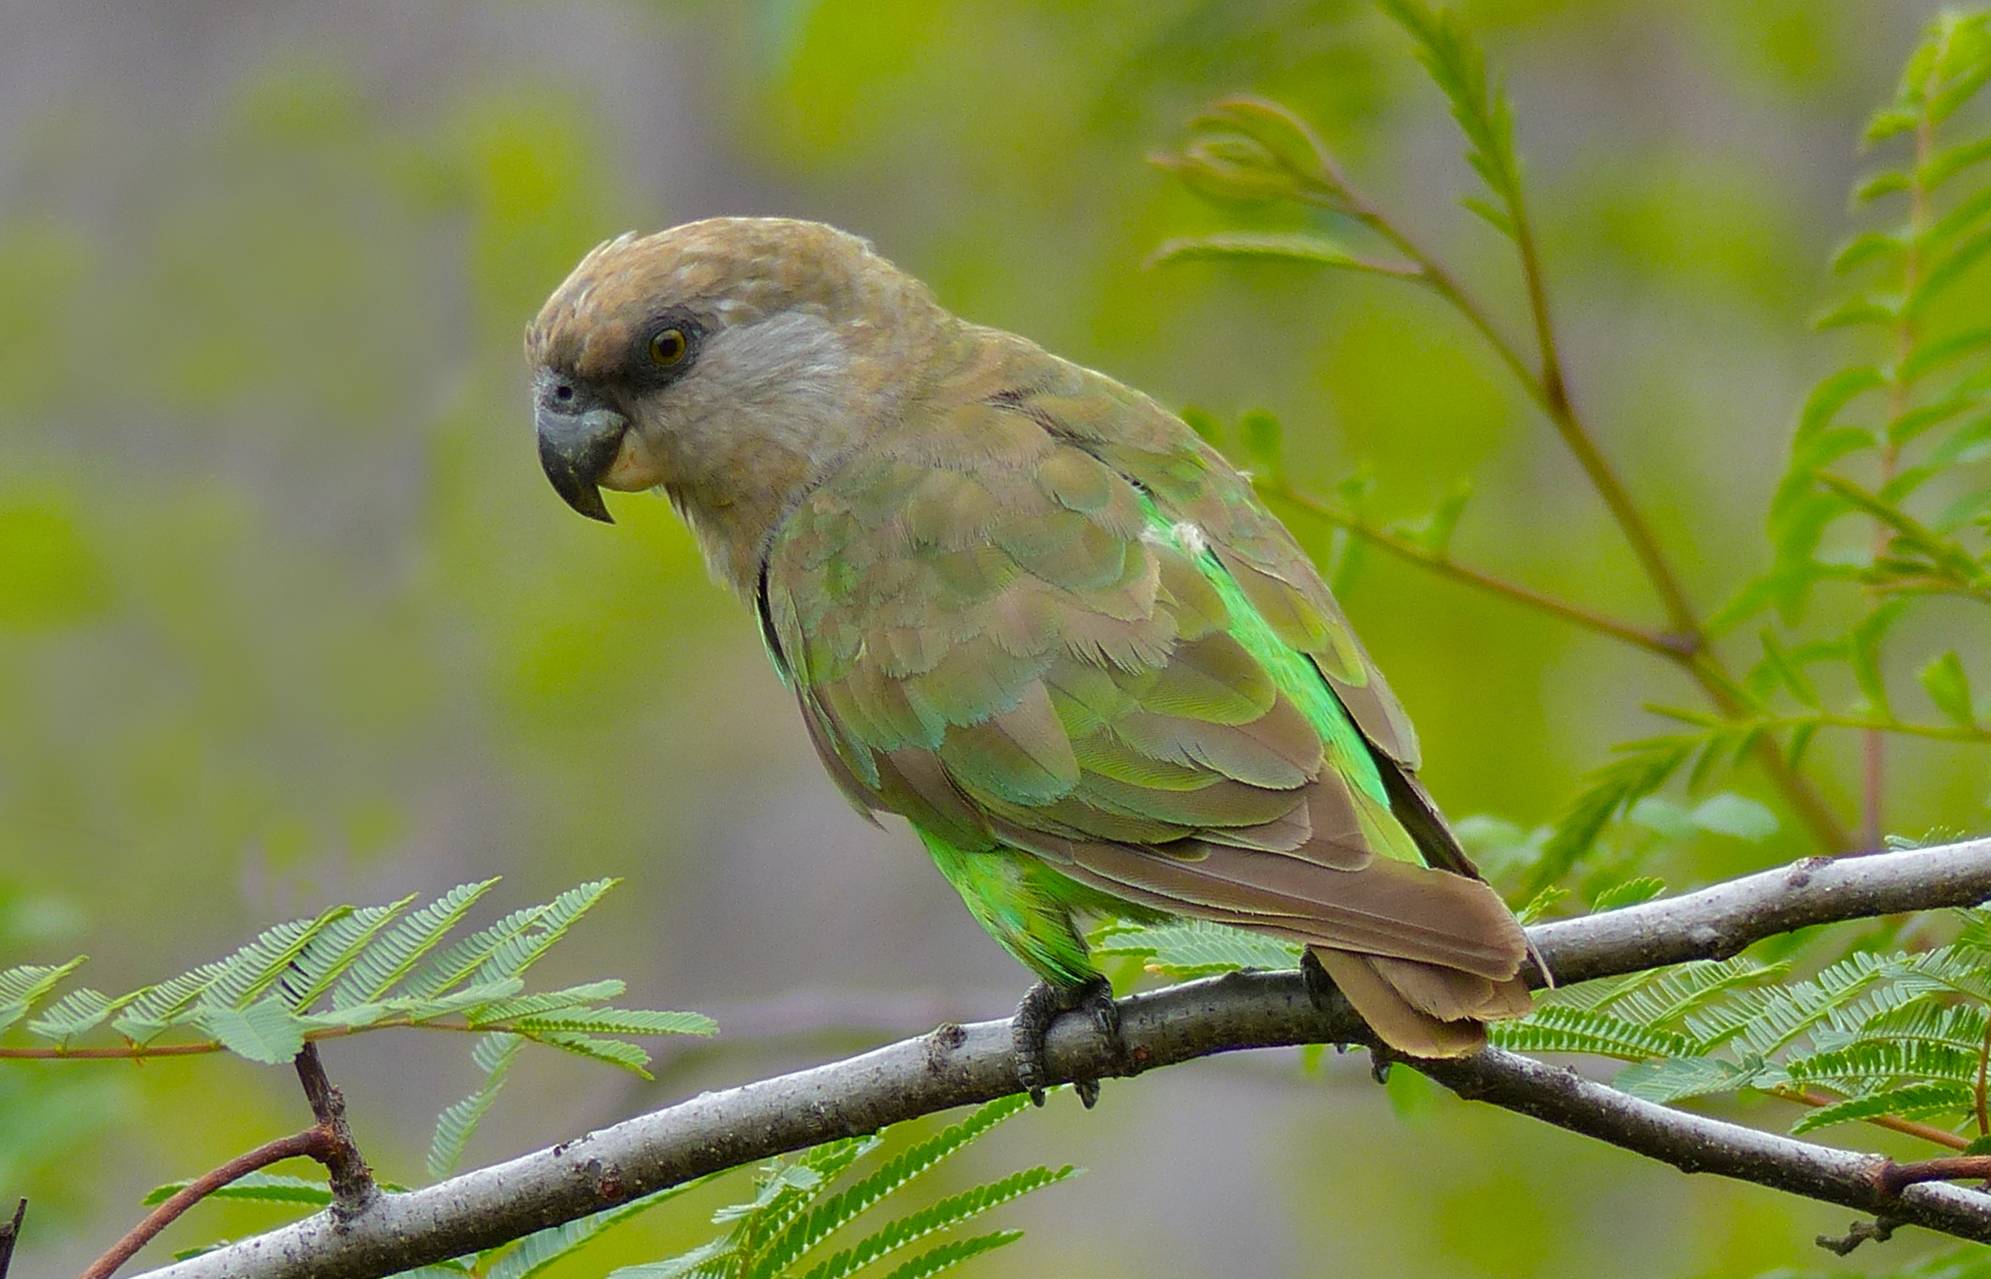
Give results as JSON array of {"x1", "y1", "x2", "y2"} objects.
[
  {"x1": 887, "y1": 326, "x2": 1421, "y2": 768},
  {"x1": 759, "y1": 328, "x2": 1421, "y2": 843}
]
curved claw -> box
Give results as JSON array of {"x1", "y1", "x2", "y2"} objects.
[{"x1": 1012, "y1": 978, "x2": 1121, "y2": 1109}]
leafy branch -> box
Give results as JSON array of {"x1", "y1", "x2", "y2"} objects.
[
  {"x1": 123, "y1": 841, "x2": 1991, "y2": 1279},
  {"x1": 82, "y1": 1129, "x2": 347, "y2": 1279},
  {"x1": 1729, "y1": 9, "x2": 1991, "y2": 847},
  {"x1": 1150, "y1": 0, "x2": 1854, "y2": 856},
  {"x1": 0, "y1": 880, "x2": 714, "y2": 1073},
  {"x1": 1260, "y1": 482, "x2": 1694, "y2": 659},
  {"x1": 1465, "y1": 902, "x2": 1991, "y2": 1224},
  {"x1": 1, "y1": 878, "x2": 718, "y2": 1275},
  {"x1": 140, "y1": 1099, "x2": 1069, "y2": 1279}
]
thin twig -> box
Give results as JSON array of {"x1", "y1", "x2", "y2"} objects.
[
  {"x1": 1777, "y1": 1087, "x2": 1971, "y2": 1151},
  {"x1": 80, "y1": 1129, "x2": 333, "y2": 1279},
  {"x1": 1878, "y1": 1156, "x2": 1991, "y2": 1194},
  {"x1": 1663, "y1": 709, "x2": 1991, "y2": 746},
  {"x1": 137, "y1": 840, "x2": 1991, "y2": 1279},
  {"x1": 0, "y1": 1016, "x2": 539, "y2": 1062},
  {"x1": 1861, "y1": 729, "x2": 1888, "y2": 853},
  {"x1": 1864, "y1": 110, "x2": 1937, "y2": 851},
  {"x1": 292, "y1": 1045, "x2": 377, "y2": 1218},
  {"x1": 1304, "y1": 163, "x2": 1856, "y2": 853},
  {"x1": 1347, "y1": 194, "x2": 1700, "y2": 640},
  {"x1": 1976, "y1": 1017, "x2": 1991, "y2": 1139},
  {"x1": 77, "y1": 1052, "x2": 378, "y2": 1277},
  {"x1": 1817, "y1": 1214, "x2": 1900, "y2": 1255},
  {"x1": 1265, "y1": 485, "x2": 1691, "y2": 657}
]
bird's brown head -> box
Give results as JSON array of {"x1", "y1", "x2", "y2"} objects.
[{"x1": 525, "y1": 217, "x2": 946, "y2": 587}]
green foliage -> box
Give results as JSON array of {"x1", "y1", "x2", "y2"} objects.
[
  {"x1": 1525, "y1": 745, "x2": 1693, "y2": 895},
  {"x1": 1504, "y1": 910, "x2": 1991, "y2": 1143},
  {"x1": 601, "y1": 1096, "x2": 1073, "y2": 1279},
  {"x1": 1154, "y1": 0, "x2": 1991, "y2": 893},
  {"x1": 1702, "y1": 9, "x2": 1991, "y2": 761},
  {"x1": 0, "y1": 881, "x2": 714, "y2": 1071},
  {"x1": 1375, "y1": 0, "x2": 1526, "y2": 241},
  {"x1": 1092, "y1": 918, "x2": 1301, "y2": 978},
  {"x1": 5, "y1": 879, "x2": 722, "y2": 1263},
  {"x1": 429, "y1": 1033, "x2": 526, "y2": 1181},
  {"x1": 0, "y1": 956, "x2": 85, "y2": 1036},
  {"x1": 143, "y1": 1172, "x2": 363, "y2": 1208},
  {"x1": 140, "y1": 1099, "x2": 1068, "y2": 1279},
  {"x1": 1146, "y1": 231, "x2": 1415, "y2": 278}
]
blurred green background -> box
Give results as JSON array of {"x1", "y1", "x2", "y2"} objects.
[{"x1": 1, "y1": 1, "x2": 1981, "y2": 1275}]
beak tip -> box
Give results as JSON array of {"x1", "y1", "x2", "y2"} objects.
[
  {"x1": 537, "y1": 426, "x2": 620, "y2": 525},
  {"x1": 557, "y1": 480, "x2": 616, "y2": 524}
]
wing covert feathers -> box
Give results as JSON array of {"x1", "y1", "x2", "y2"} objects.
[{"x1": 763, "y1": 329, "x2": 1532, "y2": 1054}]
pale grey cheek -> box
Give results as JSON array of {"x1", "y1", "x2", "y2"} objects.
[
  {"x1": 718, "y1": 314, "x2": 850, "y2": 392},
  {"x1": 630, "y1": 313, "x2": 861, "y2": 466}
]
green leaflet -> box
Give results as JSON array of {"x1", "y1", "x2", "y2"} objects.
[
  {"x1": 599, "y1": 1098, "x2": 1073, "y2": 1279},
  {"x1": 2, "y1": 882, "x2": 712, "y2": 1104},
  {"x1": 0, "y1": 956, "x2": 87, "y2": 1036},
  {"x1": 1092, "y1": 918, "x2": 1302, "y2": 977},
  {"x1": 483, "y1": 1182, "x2": 706, "y2": 1279},
  {"x1": 1526, "y1": 920, "x2": 1991, "y2": 1145},
  {"x1": 331, "y1": 879, "x2": 501, "y2": 1009},
  {"x1": 1376, "y1": 0, "x2": 1525, "y2": 244},
  {"x1": 143, "y1": 1172, "x2": 340, "y2": 1209},
  {"x1": 429, "y1": 1033, "x2": 525, "y2": 1180}
]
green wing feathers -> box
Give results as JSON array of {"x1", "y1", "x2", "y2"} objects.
[{"x1": 763, "y1": 335, "x2": 1530, "y2": 1056}]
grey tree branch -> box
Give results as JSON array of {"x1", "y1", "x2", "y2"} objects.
[{"x1": 139, "y1": 839, "x2": 1991, "y2": 1279}]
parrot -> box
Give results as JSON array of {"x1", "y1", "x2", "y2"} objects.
[{"x1": 525, "y1": 217, "x2": 1534, "y2": 1103}]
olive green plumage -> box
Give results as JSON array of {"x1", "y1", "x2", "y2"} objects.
[{"x1": 526, "y1": 217, "x2": 1532, "y2": 1057}]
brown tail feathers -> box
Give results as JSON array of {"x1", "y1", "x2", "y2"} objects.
[{"x1": 1313, "y1": 946, "x2": 1533, "y2": 1058}]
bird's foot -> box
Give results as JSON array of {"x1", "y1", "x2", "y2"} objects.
[{"x1": 1013, "y1": 977, "x2": 1120, "y2": 1109}]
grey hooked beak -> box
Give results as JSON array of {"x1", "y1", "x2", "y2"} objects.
[{"x1": 533, "y1": 376, "x2": 627, "y2": 524}]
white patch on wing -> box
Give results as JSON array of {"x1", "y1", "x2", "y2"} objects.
[{"x1": 1139, "y1": 519, "x2": 1208, "y2": 556}]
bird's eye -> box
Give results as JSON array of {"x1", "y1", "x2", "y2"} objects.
[{"x1": 648, "y1": 327, "x2": 689, "y2": 368}]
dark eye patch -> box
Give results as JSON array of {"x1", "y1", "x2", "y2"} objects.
[{"x1": 631, "y1": 308, "x2": 703, "y2": 385}]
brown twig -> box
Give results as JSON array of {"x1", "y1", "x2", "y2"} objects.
[
  {"x1": 1348, "y1": 194, "x2": 1701, "y2": 642},
  {"x1": 1976, "y1": 1018, "x2": 1991, "y2": 1139},
  {"x1": 1817, "y1": 1215, "x2": 1899, "y2": 1255},
  {"x1": 1777, "y1": 1087, "x2": 1972, "y2": 1151},
  {"x1": 0, "y1": 1017, "x2": 493, "y2": 1061},
  {"x1": 1878, "y1": 1156, "x2": 1991, "y2": 1194},
  {"x1": 1258, "y1": 114, "x2": 1856, "y2": 854},
  {"x1": 78, "y1": 1050, "x2": 378, "y2": 1277},
  {"x1": 0, "y1": 1199, "x2": 25, "y2": 1279},
  {"x1": 1862, "y1": 110, "x2": 1936, "y2": 852},
  {"x1": 75, "y1": 1051, "x2": 378, "y2": 1277},
  {"x1": 1264, "y1": 485, "x2": 1692, "y2": 658},
  {"x1": 292, "y1": 1045, "x2": 377, "y2": 1218},
  {"x1": 79, "y1": 1130, "x2": 334, "y2": 1279}
]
